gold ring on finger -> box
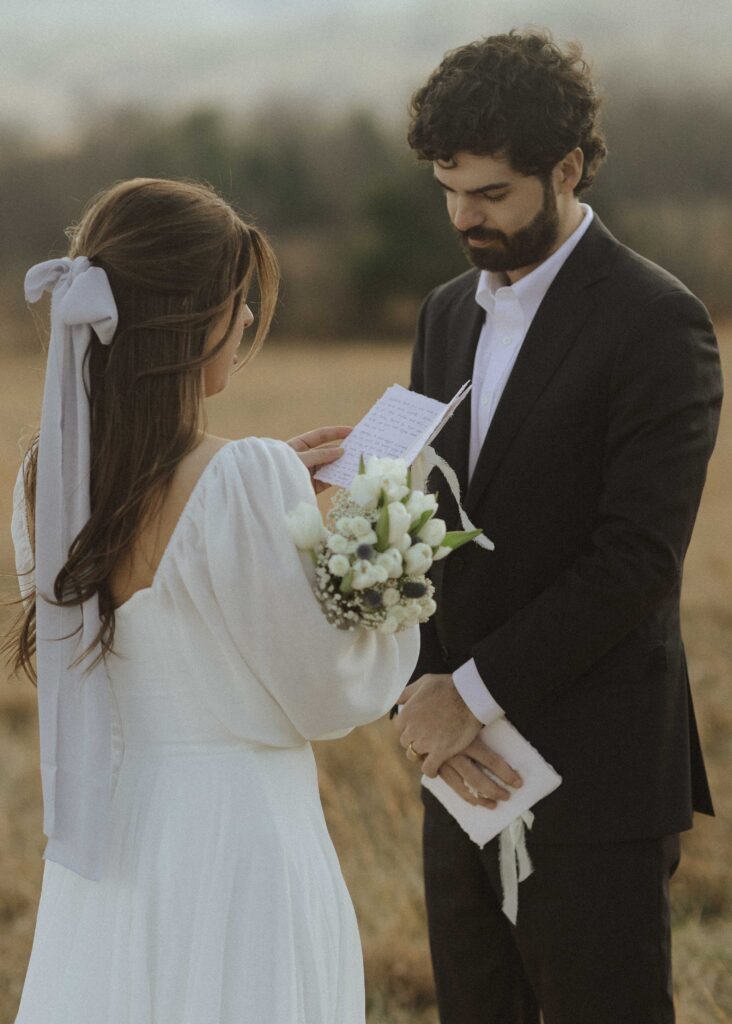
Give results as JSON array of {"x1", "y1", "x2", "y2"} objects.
[{"x1": 406, "y1": 741, "x2": 421, "y2": 762}]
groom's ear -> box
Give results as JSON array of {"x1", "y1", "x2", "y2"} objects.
[{"x1": 554, "y1": 147, "x2": 584, "y2": 195}]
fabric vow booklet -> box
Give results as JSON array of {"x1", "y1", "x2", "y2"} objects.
[
  {"x1": 314, "y1": 381, "x2": 471, "y2": 488},
  {"x1": 421, "y1": 716, "x2": 562, "y2": 847}
]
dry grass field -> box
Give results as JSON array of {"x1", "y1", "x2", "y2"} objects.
[{"x1": 0, "y1": 329, "x2": 730, "y2": 1023}]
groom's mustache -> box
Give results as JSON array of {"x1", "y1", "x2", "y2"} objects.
[{"x1": 460, "y1": 226, "x2": 508, "y2": 245}]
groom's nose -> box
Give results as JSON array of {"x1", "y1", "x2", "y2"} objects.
[{"x1": 451, "y1": 196, "x2": 484, "y2": 233}]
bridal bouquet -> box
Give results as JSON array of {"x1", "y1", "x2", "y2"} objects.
[{"x1": 287, "y1": 455, "x2": 481, "y2": 633}]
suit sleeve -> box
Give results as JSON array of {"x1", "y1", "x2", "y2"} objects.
[{"x1": 470, "y1": 290, "x2": 723, "y2": 718}]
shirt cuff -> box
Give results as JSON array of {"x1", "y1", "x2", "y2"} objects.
[{"x1": 452, "y1": 659, "x2": 505, "y2": 726}]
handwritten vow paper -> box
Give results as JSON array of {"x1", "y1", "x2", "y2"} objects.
[{"x1": 314, "y1": 381, "x2": 472, "y2": 488}]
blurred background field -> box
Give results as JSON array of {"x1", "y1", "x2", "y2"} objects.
[
  {"x1": 1, "y1": 0, "x2": 731, "y2": 1019},
  {"x1": 1, "y1": 327, "x2": 730, "y2": 1023}
]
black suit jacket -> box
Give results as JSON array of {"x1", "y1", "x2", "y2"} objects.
[{"x1": 411, "y1": 215, "x2": 723, "y2": 843}]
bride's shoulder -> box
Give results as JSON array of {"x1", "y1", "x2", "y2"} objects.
[{"x1": 211, "y1": 435, "x2": 310, "y2": 494}]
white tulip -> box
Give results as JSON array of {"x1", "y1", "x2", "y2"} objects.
[
  {"x1": 418, "y1": 518, "x2": 447, "y2": 548},
  {"x1": 405, "y1": 490, "x2": 438, "y2": 523},
  {"x1": 387, "y1": 501, "x2": 412, "y2": 546},
  {"x1": 327, "y1": 554, "x2": 350, "y2": 577},
  {"x1": 378, "y1": 616, "x2": 399, "y2": 634},
  {"x1": 370, "y1": 564, "x2": 389, "y2": 584},
  {"x1": 404, "y1": 542, "x2": 433, "y2": 576},
  {"x1": 286, "y1": 502, "x2": 324, "y2": 550},
  {"x1": 383, "y1": 481, "x2": 410, "y2": 503},
  {"x1": 422, "y1": 598, "x2": 437, "y2": 617},
  {"x1": 365, "y1": 456, "x2": 408, "y2": 487},
  {"x1": 432, "y1": 545, "x2": 451, "y2": 561},
  {"x1": 349, "y1": 475, "x2": 381, "y2": 510},
  {"x1": 327, "y1": 533, "x2": 349, "y2": 554},
  {"x1": 398, "y1": 533, "x2": 413, "y2": 554},
  {"x1": 376, "y1": 548, "x2": 403, "y2": 578},
  {"x1": 336, "y1": 517, "x2": 354, "y2": 535}
]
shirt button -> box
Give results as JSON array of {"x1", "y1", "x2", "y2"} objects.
[{"x1": 501, "y1": 335, "x2": 512, "y2": 346}]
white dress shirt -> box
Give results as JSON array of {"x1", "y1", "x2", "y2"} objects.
[{"x1": 453, "y1": 204, "x2": 594, "y2": 724}]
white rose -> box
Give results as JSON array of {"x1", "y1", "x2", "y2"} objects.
[
  {"x1": 378, "y1": 616, "x2": 399, "y2": 634},
  {"x1": 376, "y1": 548, "x2": 403, "y2": 578},
  {"x1": 404, "y1": 542, "x2": 433, "y2": 576},
  {"x1": 352, "y1": 559, "x2": 376, "y2": 590},
  {"x1": 387, "y1": 501, "x2": 412, "y2": 546},
  {"x1": 327, "y1": 554, "x2": 350, "y2": 577},
  {"x1": 382, "y1": 587, "x2": 400, "y2": 608},
  {"x1": 286, "y1": 502, "x2": 324, "y2": 550},
  {"x1": 327, "y1": 533, "x2": 349, "y2": 554},
  {"x1": 401, "y1": 605, "x2": 422, "y2": 628},
  {"x1": 336, "y1": 517, "x2": 354, "y2": 535},
  {"x1": 421, "y1": 597, "x2": 437, "y2": 617},
  {"x1": 370, "y1": 564, "x2": 389, "y2": 584},
  {"x1": 349, "y1": 475, "x2": 381, "y2": 510},
  {"x1": 351, "y1": 516, "x2": 374, "y2": 538},
  {"x1": 418, "y1": 518, "x2": 447, "y2": 548}
]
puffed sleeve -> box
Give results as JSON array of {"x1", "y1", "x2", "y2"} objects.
[
  {"x1": 11, "y1": 456, "x2": 35, "y2": 611},
  {"x1": 195, "y1": 437, "x2": 420, "y2": 741}
]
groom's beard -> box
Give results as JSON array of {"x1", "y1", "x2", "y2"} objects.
[{"x1": 458, "y1": 179, "x2": 560, "y2": 273}]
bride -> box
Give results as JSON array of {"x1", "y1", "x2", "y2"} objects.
[{"x1": 7, "y1": 178, "x2": 419, "y2": 1023}]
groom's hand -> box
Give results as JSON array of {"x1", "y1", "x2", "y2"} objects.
[
  {"x1": 395, "y1": 673, "x2": 484, "y2": 778},
  {"x1": 438, "y1": 739, "x2": 522, "y2": 808}
]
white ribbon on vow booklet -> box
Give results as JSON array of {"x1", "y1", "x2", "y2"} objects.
[
  {"x1": 421, "y1": 718, "x2": 562, "y2": 923},
  {"x1": 314, "y1": 381, "x2": 472, "y2": 488}
]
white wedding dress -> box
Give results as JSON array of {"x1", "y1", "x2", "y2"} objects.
[{"x1": 11, "y1": 436, "x2": 419, "y2": 1024}]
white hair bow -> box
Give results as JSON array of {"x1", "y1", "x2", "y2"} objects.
[{"x1": 25, "y1": 256, "x2": 119, "y2": 880}]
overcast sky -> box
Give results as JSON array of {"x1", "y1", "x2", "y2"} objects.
[{"x1": 2, "y1": 0, "x2": 730, "y2": 143}]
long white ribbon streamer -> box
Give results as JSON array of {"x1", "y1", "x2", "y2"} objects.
[
  {"x1": 499, "y1": 810, "x2": 535, "y2": 925},
  {"x1": 25, "y1": 257, "x2": 118, "y2": 881},
  {"x1": 411, "y1": 445, "x2": 494, "y2": 551}
]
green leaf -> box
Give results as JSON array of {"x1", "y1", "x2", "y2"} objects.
[
  {"x1": 308, "y1": 549, "x2": 318, "y2": 566},
  {"x1": 375, "y1": 502, "x2": 390, "y2": 552},
  {"x1": 409, "y1": 508, "x2": 434, "y2": 537},
  {"x1": 406, "y1": 466, "x2": 412, "y2": 489},
  {"x1": 358, "y1": 453, "x2": 366, "y2": 475},
  {"x1": 441, "y1": 529, "x2": 483, "y2": 551},
  {"x1": 339, "y1": 570, "x2": 353, "y2": 595}
]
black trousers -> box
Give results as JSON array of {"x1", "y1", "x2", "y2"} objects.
[{"x1": 422, "y1": 788, "x2": 681, "y2": 1024}]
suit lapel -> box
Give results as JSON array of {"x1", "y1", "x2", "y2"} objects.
[
  {"x1": 433, "y1": 274, "x2": 483, "y2": 496},
  {"x1": 464, "y1": 217, "x2": 617, "y2": 513}
]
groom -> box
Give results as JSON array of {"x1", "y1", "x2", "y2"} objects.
[{"x1": 394, "y1": 29, "x2": 723, "y2": 1024}]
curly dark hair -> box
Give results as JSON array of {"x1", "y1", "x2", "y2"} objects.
[{"x1": 408, "y1": 29, "x2": 607, "y2": 194}]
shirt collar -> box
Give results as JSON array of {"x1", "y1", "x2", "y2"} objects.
[{"x1": 475, "y1": 204, "x2": 594, "y2": 326}]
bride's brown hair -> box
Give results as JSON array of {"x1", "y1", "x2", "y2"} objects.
[{"x1": 2, "y1": 177, "x2": 279, "y2": 683}]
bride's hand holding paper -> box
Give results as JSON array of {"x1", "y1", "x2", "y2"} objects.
[{"x1": 287, "y1": 424, "x2": 351, "y2": 492}]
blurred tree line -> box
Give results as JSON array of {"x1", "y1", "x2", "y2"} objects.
[{"x1": 0, "y1": 88, "x2": 730, "y2": 346}]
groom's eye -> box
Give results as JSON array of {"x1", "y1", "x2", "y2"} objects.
[{"x1": 482, "y1": 191, "x2": 509, "y2": 203}]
